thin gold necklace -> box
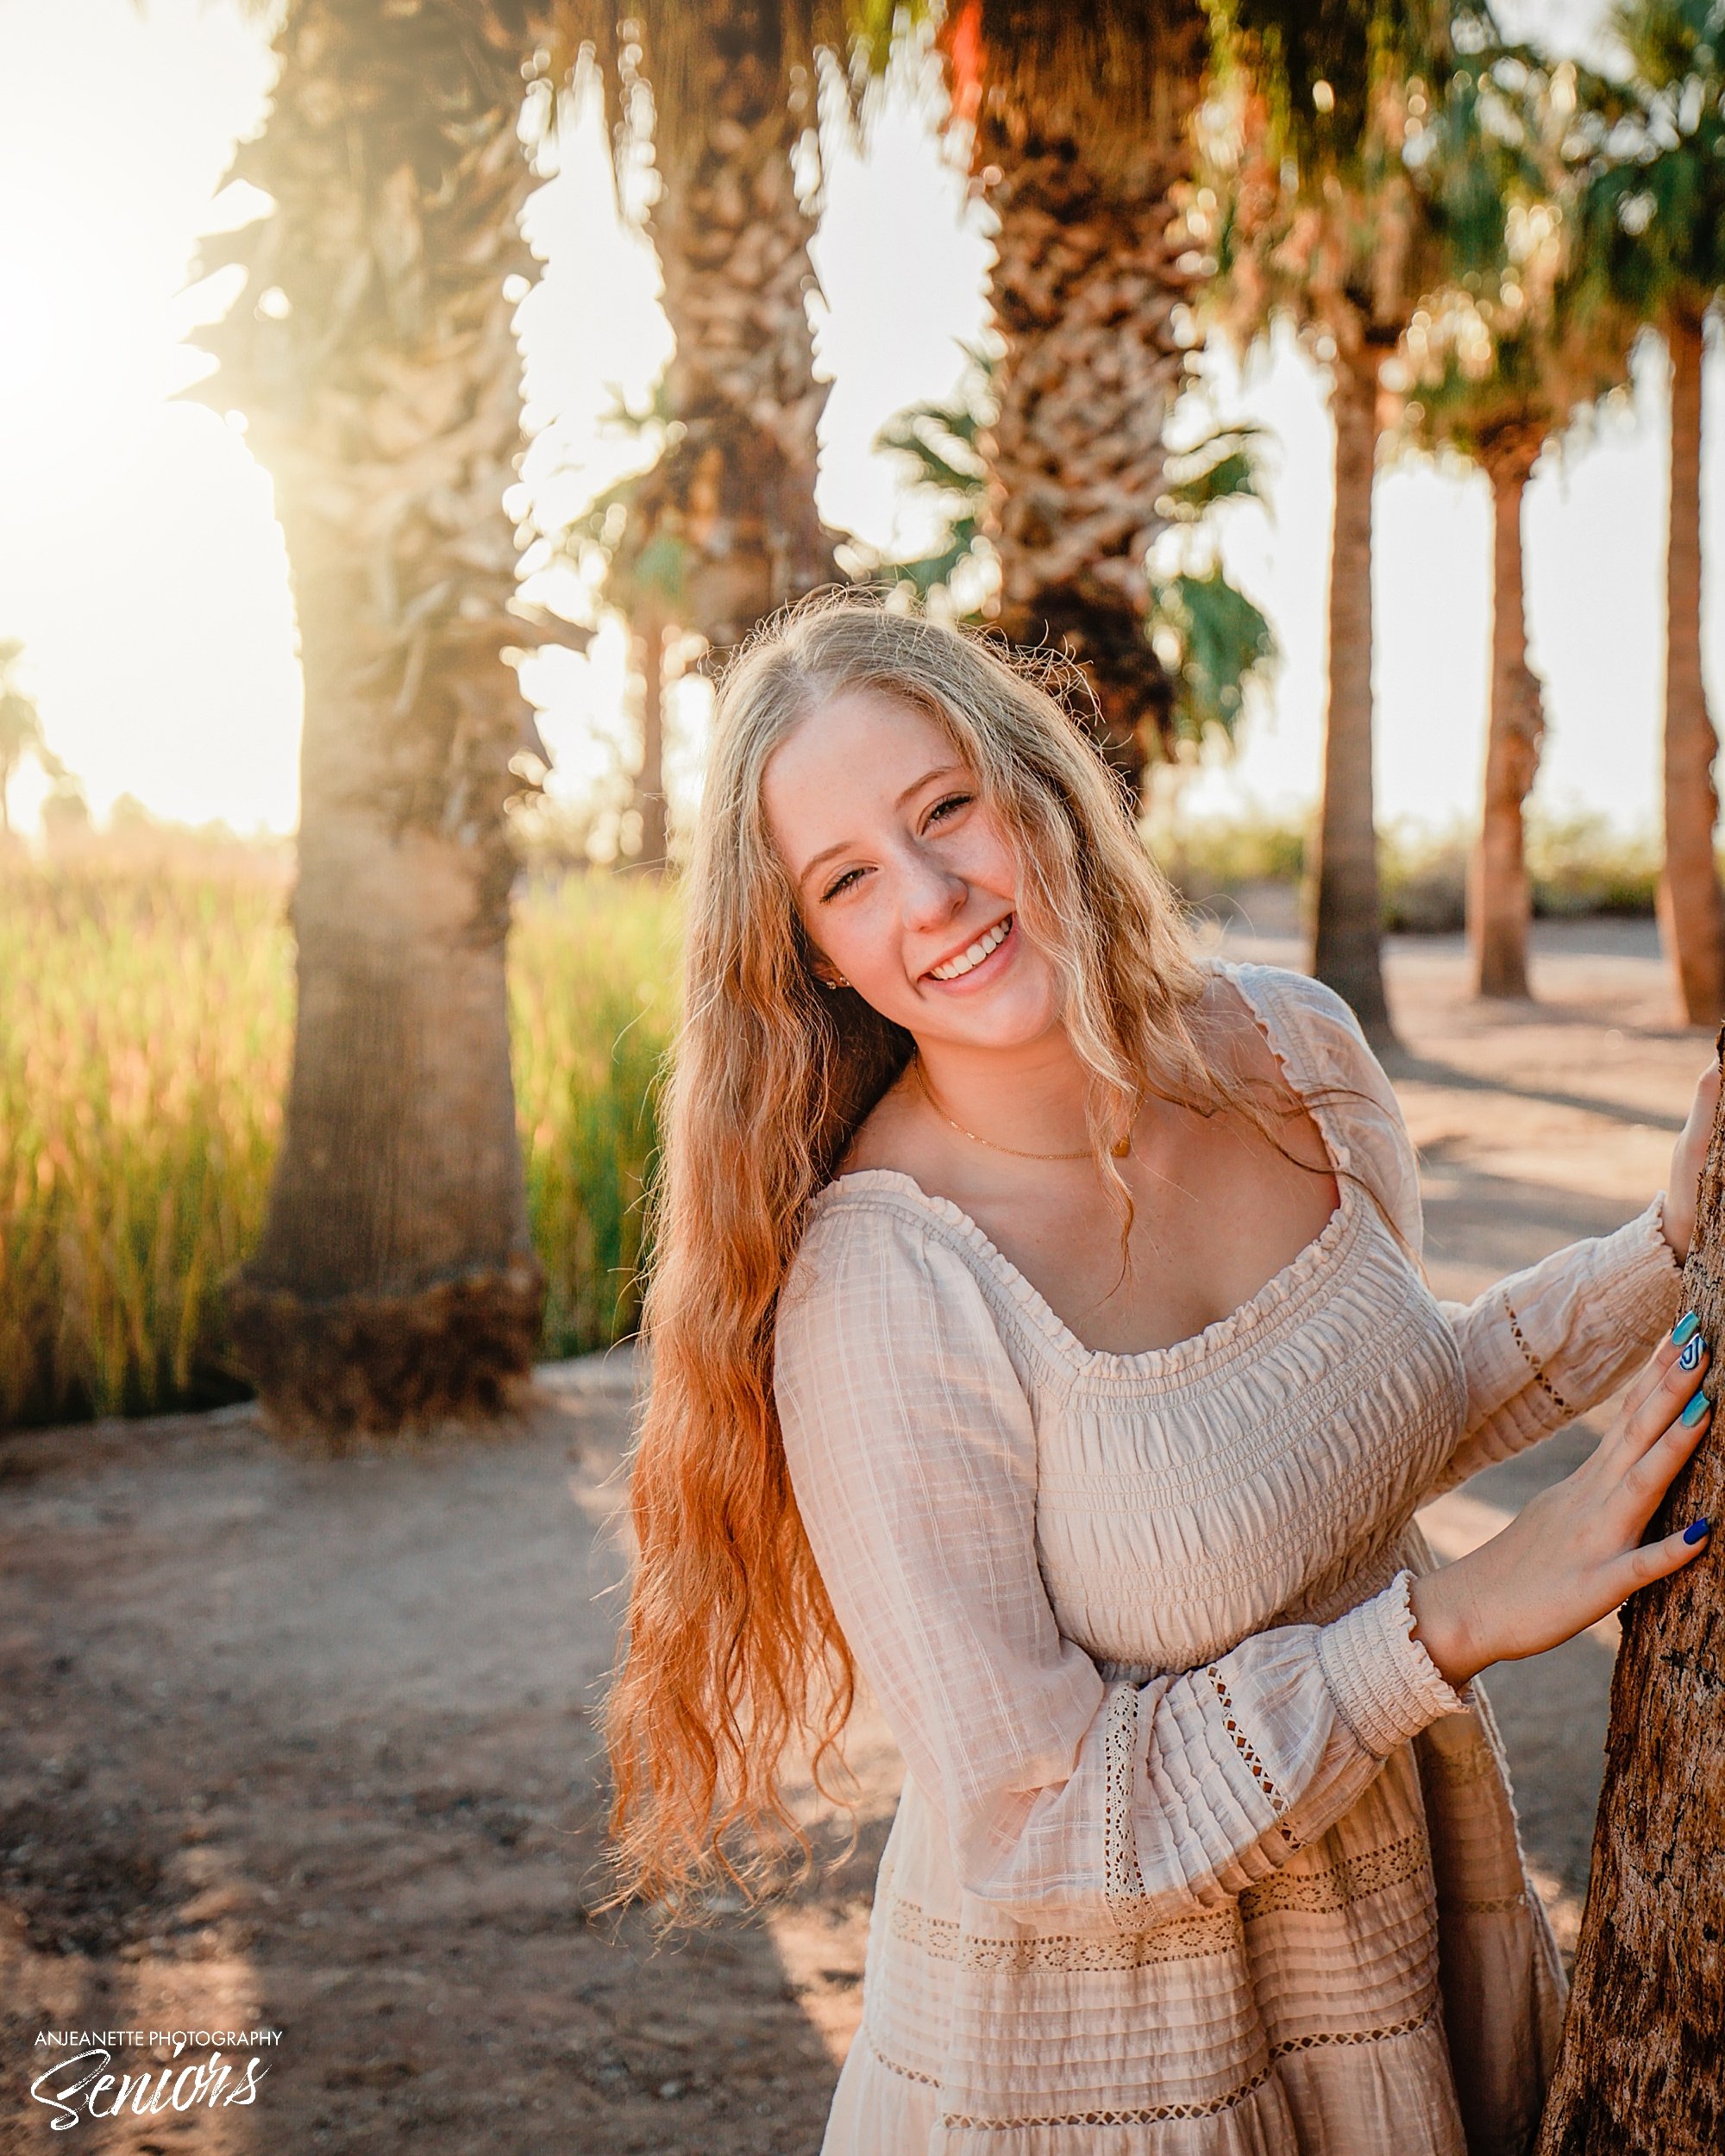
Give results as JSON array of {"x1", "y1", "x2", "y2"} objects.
[{"x1": 911, "y1": 1056, "x2": 1130, "y2": 1162}]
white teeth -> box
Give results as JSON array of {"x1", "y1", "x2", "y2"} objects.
[{"x1": 930, "y1": 915, "x2": 1011, "y2": 981}]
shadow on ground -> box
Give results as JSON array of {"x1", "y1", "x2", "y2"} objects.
[{"x1": 0, "y1": 1383, "x2": 889, "y2": 2154}]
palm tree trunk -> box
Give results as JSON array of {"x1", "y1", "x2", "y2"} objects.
[
  {"x1": 612, "y1": 3, "x2": 835, "y2": 656},
  {"x1": 1471, "y1": 436, "x2": 1546, "y2": 1000},
  {"x1": 1657, "y1": 310, "x2": 1725, "y2": 1027},
  {"x1": 634, "y1": 605, "x2": 668, "y2": 873},
  {"x1": 1536, "y1": 1036, "x2": 1725, "y2": 2153},
  {"x1": 196, "y1": 1, "x2": 578, "y2": 1440},
  {"x1": 968, "y1": 3, "x2": 1206, "y2": 804},
  {"x1": 1313, "y1": 350, "x2": 1394, "y2": 1044}
]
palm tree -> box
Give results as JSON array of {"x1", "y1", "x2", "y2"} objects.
[
  {"x1": 1144, "y1": 430, "x2": 1279, "y2": 745},
  {"x1": 1193, "y1": 0, "x2": 1505, "y2": 1044},
  {"x1": 571, "y1": 5, "x2": 837, "y2": 726},
  {"x1": 1396, "y1": 55, "x2": 1635, "y2": 999},
  {"x1": 1566, "y1": 0, "x2": 1725, "y2": 1025},
  {"x1": 875, "y1": 362, "x2": 1278, "y2": 761},
  {"x1": 562, "y1": 380, "x2": 690, "y2": 874},
  {"x1": 192, "y1": 1, "x2": 584, "y2": 1440},
  {"x1": 937, "y1": 0, "x2": 1211, "y2": 801}
]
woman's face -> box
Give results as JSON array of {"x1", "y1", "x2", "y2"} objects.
[{"x1": 762, "y1": 687, "x2": 1064, "y2": 1052}]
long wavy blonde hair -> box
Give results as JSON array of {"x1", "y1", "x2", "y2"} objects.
[{"x1": 605, "y1": 594, "x2": 1275, "y2": 1908}]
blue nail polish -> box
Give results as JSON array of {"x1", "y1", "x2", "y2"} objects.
[
  {"x1": 1675, "y1": 1312, "x2": 1703, "y2": 1347},
  {"x1": 1681, "y1": 1333, "x2": 1705, "y2": 1372},
  {"x1": 1685, "y1": 1519, "x2": 1711, "y2": 1545},
  {"x1": 1681, "y1": 1388, "x2": 1711, "y2": 1426}
]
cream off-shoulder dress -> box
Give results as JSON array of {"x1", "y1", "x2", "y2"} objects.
[{"x1": 773, "y1": 962, "x2": 1685, "y2": 2156}]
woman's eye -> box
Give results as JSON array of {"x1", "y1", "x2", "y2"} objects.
[{"x1": 819, "y1": 793, "x2": 970, "y2": 901}]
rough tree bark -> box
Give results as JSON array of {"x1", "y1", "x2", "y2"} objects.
[
  {"x1": 1313, "y1": 349, "x2": 1395, "y2": 1046},
  {"x1": 1471, "y1": 433, "x2": 1546, "y2": 1002},
  {"x1": 1536, "y1": 1025, "x2": 1725, "y2": 2153},
  {"x1": 957, "y1": 0, "x2": 1207, "y2": 805},
  {"x1": 196, "y1": 1, "x2": 581, "y2": 1441},
  {"x1": 1657, "y1": 310, "x2": 1725, "y2": 1029},
  {"x1": 599, "y1": 1, "x2": 835, "y2": 665}
]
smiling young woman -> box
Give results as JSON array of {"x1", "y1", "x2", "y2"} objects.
[{"x1": 605, "y1": 596, "x2": 1719, "y2": 2156}]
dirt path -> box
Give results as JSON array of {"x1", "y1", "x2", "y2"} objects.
[{"x1": 1, "y1": 921, "x2": 1708, "y2": 2154}]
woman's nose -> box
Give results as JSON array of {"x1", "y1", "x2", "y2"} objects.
[{"x1": 900, "y1": 847, "x2": 967, "y2": 930}]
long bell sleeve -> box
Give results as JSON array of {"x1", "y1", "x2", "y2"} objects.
[
  {"x1": 1427, "y1": 1197, "x2": 1684, "y2": 1495},
  {"x1": 774, "y1": 1201, "x2": 1469, "y2": 1936}
]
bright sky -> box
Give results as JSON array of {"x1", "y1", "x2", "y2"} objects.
[{"x1": 0, "y1": 0, "x2": 1718, "y2": 843}]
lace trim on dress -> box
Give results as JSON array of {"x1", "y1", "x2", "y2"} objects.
[
  {"x1": 888, "y1": 1895, "x2": 1240, "y2": 1973},
  {"x1": 1421, "y1": 1727, "x2": 1502, "y2": 1787},
  {"x1": 1502, "y1": 1288, "x2": 1576, "y2": 1419},
  {"x1": 1440, "y1": 1887, "x2": 1534, "y2": 1917},
  {"x1": 1239, "y1": 1831, "x2": 1428, "y2": 1921},
  {"x1": 909, "y1": 2007, "x2": 1440, "y2": 2131},
  {"x1": 864, "y1": 2035, "x2": 941, "y2": 2090},
  {"x1": 938, "y1": 2069, "x2": 1276, "y2": 2131},
  {"x1": 1208, "y1": 1664, "x2": 1302, "y2": 1848},
  {"x1": 1102, "y1": 1683, "x2": 1149, "y2": 1927}
]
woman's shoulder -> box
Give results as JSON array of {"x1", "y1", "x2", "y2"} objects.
[
  {"x1": 1212, "y1": 958, "x2": 1382, "y2": 1082},
  {"x1": 790, "y1": 1170, "x2": 994, "y2": 1302},
  {"x1": 1209, "y1": 958, "x2": 1422, "y2": 1243},
  {"x1": 779, "y1": 1171, "x2": 1043, "y2": 1369}
]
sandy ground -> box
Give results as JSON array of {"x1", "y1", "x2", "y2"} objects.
[{"x1": 1, "y1": 918, "x2": 1711, "y2": 2156}]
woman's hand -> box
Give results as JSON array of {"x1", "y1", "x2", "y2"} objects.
[
  {"x1": 1409, "y1": 1324, "x2": 1713, "y2": 1689},
  {"x1": 1662, "y1": 1059, "x2": 1722, "y2": 1263}
]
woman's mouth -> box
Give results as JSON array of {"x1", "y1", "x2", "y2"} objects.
[{"x1": 926, "y1": 913, "x2": 1013, "y2": 983}]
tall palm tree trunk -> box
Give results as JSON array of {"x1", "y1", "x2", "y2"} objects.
[
  {"x1": 633, "y1": 603, "x2": 669, "y2": 873},
  {"x1": 1471, "y1": 434, "x2": 1546, "y2": 1000},
  {"x1": 1536, "y1": 1035, "x2": 1725, "y2": 2153},
  {"x1": 198, "y1": 1, "x2": 576, "y2": 1440},
  {"x1": 948, "y1": 0, "x2": 1205, "y2": 805},
  {"x1": 1313, "y1": 350, "x2": 1394, "y2": 1044},
  {"x1": 608, "y1": 3, "x2": 835, "y2": 661},
  {"x1": 1658, "y1": 310, "x2": 1725, "y2": 1027},
  {"x1": 979, "y1": 111, "x2": 1190, "y2": 799}
]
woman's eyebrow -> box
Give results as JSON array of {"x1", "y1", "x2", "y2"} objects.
[{"x1": 795, "y1": 765, "x2": 969, "y2": 887}]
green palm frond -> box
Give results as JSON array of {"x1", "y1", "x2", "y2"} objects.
[
  {"x1": 1155, "y1": 423, "x2": 1271, "y2": 520},
  {"x1": 1571, "y1": 1, "x2": 1725, "y2": 326},
  {"x1": 871, "y1": 349, "x2": 994, "y2": 604},
  {"x1": 875, "y1": 416, "x2": 987, "y2": 498},
  {"x1": 1195, "y1": 1, "x2": 1526, "y2": 348},
  {"x1": 1147, "y1": 566, "x2": 1276, "y2": 744}
]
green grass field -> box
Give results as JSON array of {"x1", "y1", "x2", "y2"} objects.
[{"x1": 0, "y1": 846, "x2": 676, "y2": 1429}]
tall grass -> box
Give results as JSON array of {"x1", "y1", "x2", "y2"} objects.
[
  {"x1": 0, "y1": 844, "x2": 294, "y2": 1426},
  {"x1": 0, "y1": 845, "x2": 677, "y2": 1430},
  {"x1": 510, "y1": 873, "x2": 677, "y2": 1360}
]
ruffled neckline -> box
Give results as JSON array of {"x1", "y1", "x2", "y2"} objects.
[{"x1": 814, "y1": 960, "x2": 1370, "y2": 1380}]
